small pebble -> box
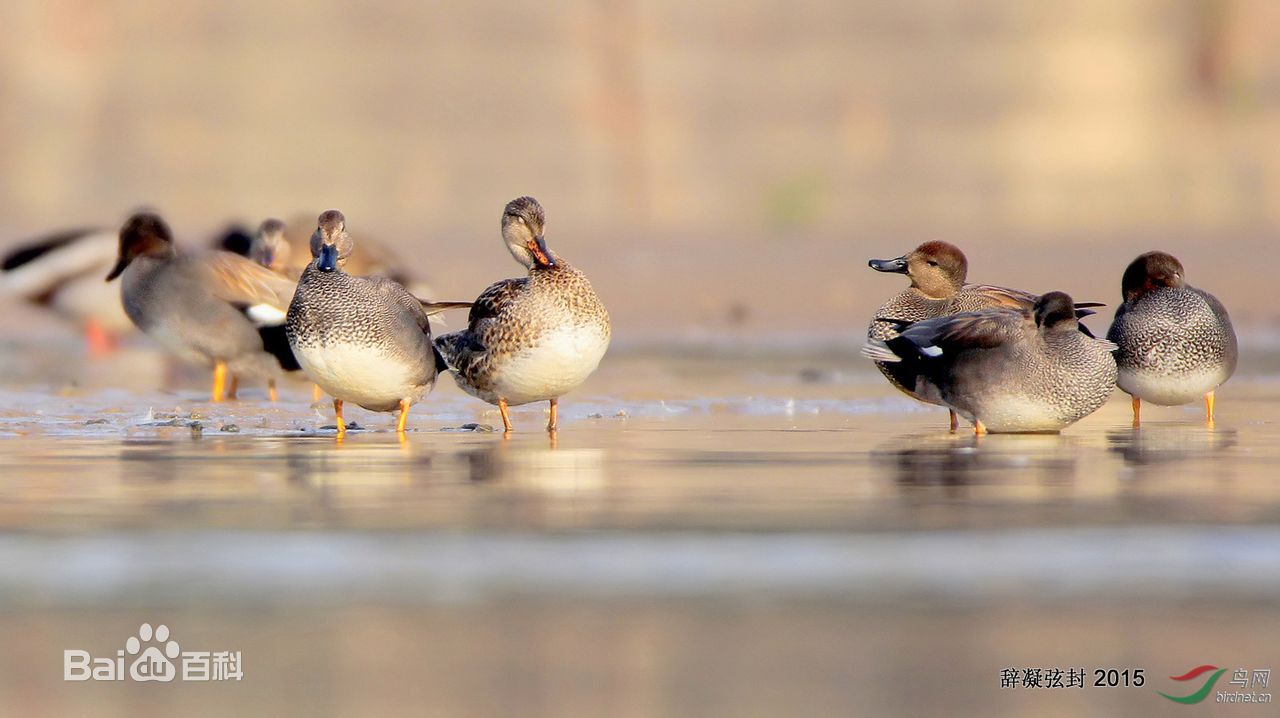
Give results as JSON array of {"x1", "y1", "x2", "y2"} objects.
[{"x1": 220, "y1": 424, "x2": 240, "y2": 433}]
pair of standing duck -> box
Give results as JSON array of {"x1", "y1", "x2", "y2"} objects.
[
  {"x1": 862, "y1": 242, "x2": 1237, "y2": 434},
  {"x1": 106, "y1": 197, "x2": 611, "y2": 436}
]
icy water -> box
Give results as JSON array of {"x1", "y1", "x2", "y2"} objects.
[{"x1": 1, "y1": 345, "x2": 1278, "y2": 716}]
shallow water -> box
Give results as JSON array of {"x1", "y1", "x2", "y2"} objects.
[{"x1": 1, "y1": 345, "x2": 1278, "y2": 716}]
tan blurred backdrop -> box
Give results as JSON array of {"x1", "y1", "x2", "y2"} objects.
[{"x1": 2, "y1": 0, "x2": 1278, "y2": 336}]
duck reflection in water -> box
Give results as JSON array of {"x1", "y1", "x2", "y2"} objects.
[
  {"x1": 1106, "y1": 425, "x2": 1238, "y2": 466},
  {"x1": 879, "y1": 433, "x2": 1077, "y2": 488}
]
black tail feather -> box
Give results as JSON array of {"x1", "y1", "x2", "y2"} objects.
[{"x1": 258, "y1": 324, "x2": 301, "y2": 372}]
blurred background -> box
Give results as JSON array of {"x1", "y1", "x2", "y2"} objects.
[
  {"x1": 3, "y1": 2, "x2": 1280, "y2": 716},
  {"x1": 2, "y1": 0, "x2": 1278, "y2": 339}
]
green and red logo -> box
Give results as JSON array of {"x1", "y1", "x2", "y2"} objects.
[{"x1": 1159, "y1": 665, "x2": 1226, "y2": 704}]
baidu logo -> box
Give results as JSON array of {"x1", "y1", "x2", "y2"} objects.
[{"x1": 64, "y1": 623, "x2": 242, "y2": 682}]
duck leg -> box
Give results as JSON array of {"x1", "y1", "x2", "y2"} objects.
[
  {"x1": 226, "y1": 375, "x2": 239, "y2": 400},
  {"x1": 1204, "y1": 391, "x2": 1215, "y2": 425},
  {"x1": 1131, "y1": 396, "x2": 1142, "y2": 428},
  {"x1": 498, "y1": 398, "x2": 513, "y2": 433},
  {"x1": 547, "y1": 398, "x2": 558, "y2": 432},
  {"x1": 948, "y1": 409, "x2": 958, "y2": 433},
  {"x1": 268, "y1": 379, "x2": 278, "y2": 403},
  {"x1": 312, "y1": 384, "x2": 323, "y2": 402},
  {"x1": 211, "y1": 361, "x2": 228, "y2": 402},
  {"x1": 84, "y1": 320, "x2": 117, "y2": 358},
  {"x1": 397, "y1": 399, "x2": 411, "y2": 434},
  {"x1": 334, "y1": 398, "x2": 346, "y2": 438},
  {"x1": 973, "y1": 419, "x2": 987, "y2": 436}
]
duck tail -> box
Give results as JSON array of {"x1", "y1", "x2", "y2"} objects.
[
  {"x1": 419, "y1": 300, "x2": 473, "y2": 316},
  {"x1": 861, "y1": 340, "x2": 902, "y2": 363},
  {"x1": 432, "y1": 344, "x2": 451, "y2": 374},
  {"x1": 258, "y1": 324, "x2": 302, "y2": 372}
]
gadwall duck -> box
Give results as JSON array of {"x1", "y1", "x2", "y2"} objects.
[
  {"x1": 434, "y1": 197, "x2": 611, "y2": 433},
  {"x1": 106, "y1": 212, "x2": 299, "y2": 401},
  {"x1": 2, "y1": 227, "x2": 136, "y2": 355},
  {"x1": 1106, "y1": 251, "x2": 1237, "y2": 426},
  {"x1": 863, "y1": 292, "x2": 1117, "y2": 434},
  {"x1": 285, "y1": 210, "x2": 469, "y2": 437},
  {"x1": 867, "y1": 240, "x2": 1101, "y2": 430}
]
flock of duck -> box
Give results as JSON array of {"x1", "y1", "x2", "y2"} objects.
[
  {"x1": 862, "y1": 241, "x2": 1237, "y2": 434},
  {"x1": 1, "y1": 201, "x2": 1237, "y2": 437},
  {"x1": 5, "y1": 197, "x2": 611, "y2": 436}
]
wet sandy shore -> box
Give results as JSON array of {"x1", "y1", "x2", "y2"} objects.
[{"x1": 1, "y1": 343, "x2": 1277, "y2": 715}]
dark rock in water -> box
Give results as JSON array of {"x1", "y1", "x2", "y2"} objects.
[
  {"x1": 220, "y1": 424, "x2": 240, "y2": 433},
  {"x1": 442, "y1": 423, "x2": 496, "y2": 433},
  {"x1": 84, "y1": 418, "x2": 109, "y2": 425}
]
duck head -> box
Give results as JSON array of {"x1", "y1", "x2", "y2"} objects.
[
  {"x1": 251, "y1": 218, "x2": 289, "y2": 271},
  {"x1": 868, "y1": 241, "x2": 967, "y2": 298},
  {"x1": 310, "y1": 210, "x2": 351, "y2": 273},
  {"x1": 502, "y1": 196, "x2": 554, "y2": 269},
  {"x1": 1121, "y1": 251, "x2": 1185, "y2": 302},
  {"x1": 106, "y1": 212, "x2": 177, "y2": 281},
  {"x1": 1034, "y1": 291, "x2": 1079, "y2": 331}
]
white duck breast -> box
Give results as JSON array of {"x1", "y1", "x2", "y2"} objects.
[
  {"x1": 490, "y1": 324, "x2": 611, "y2": 406},
  {"x1": 1117, "y1": 365, "x2": 1231, "y2": 407},
  {"x1": 293, "y1": 341, "x2": 428, "y2": 412}
]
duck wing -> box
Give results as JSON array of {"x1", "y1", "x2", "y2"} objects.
[
  {"x1": 202, "y1": 251, "x2": 297, "y2": 323},
  {"x1": 465, "y1": 278, "x2": 527, "y2": 328},
  {"x1": 895, "y1": 308, "x2": 1028, "y2": 358}
]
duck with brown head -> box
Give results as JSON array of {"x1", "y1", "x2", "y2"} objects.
[
  {"x1": 434, "y1": 196, "x2": 611, "y2": 435},
  {"x1": 863, "y1": 291, "x2": 1118, "y2": 434},
  {"x1": 866, "y1": 240, "x2": 1101, "y2": 430},
  {"x1": 1106, "y1": 251, "x2": 1237, "y2": 426},
  {"x1": 105, "y1": 211, "x2": 300, "y2": 402}
]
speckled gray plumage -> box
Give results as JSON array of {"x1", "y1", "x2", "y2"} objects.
[
  {"x1": 872, "y1": 295, "x2": 1117, "y2": 432},
  {"x1": 286, "y1": 262, "x2": 438, "y2": 412},
  {"x1": 868, "y1": 284, "x2": 1040, "y2": 400},
  {"x1": 1106, "y1": 286, "x2": 1237, "y2": 403},
  {"x1": 434, "y1": 259, "x2": 610, "y2": 405}
]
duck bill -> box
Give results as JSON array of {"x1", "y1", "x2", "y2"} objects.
[
  {"x1": 317, "y1": 243, "x2": 339, "y2": 272},
  {"x1": 105, "y1": 256, "x2": 131, "y2": 281},
  {"x1": 528, "y1": 236, "x2": 555, "y2": 267},
  {"x1": 868, "y1": 256, "x2": 909, "y2": 274}
]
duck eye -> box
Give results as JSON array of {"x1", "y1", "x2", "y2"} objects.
[{"x1": 927, "y1": 260, "x2": 938, "y2": 267}]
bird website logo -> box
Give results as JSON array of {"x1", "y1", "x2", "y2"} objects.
[
  {"x1": 64, "y1": 623, "x2": 243, "y2": 682},
  {"x1": 1158, "y1": 664, "x2": 1271, "y2": 705}
]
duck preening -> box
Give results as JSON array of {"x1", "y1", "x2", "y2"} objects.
[{"x1": 434, "y1": 196, "x2": 611, "y2": 434}]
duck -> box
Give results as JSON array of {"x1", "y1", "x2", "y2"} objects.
[
  {"x1": 248, "y1": 218, "x2": 290, "y2": 273},
  {"x1": 434, "y1": 196, "x2": 611, "y2": 433},
  {"x1": 105, "y1": 212, "x2": 299, "y2": 402},
  {"x1": 866, "y1": 240, "x2": 1102, "y2": 430},
  {"x1": 1, "y1": 227, "x2": 136, "y2": 356},
  {"x1": 863, "y1": 291, "x2": 1117, "y2": 434},
  {"x1": 285, "y1": 210, "x2": 470, "y2": 437},
  {"x1": 1106, "y1": 251, "x2": 1237, "y2": 426}
]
